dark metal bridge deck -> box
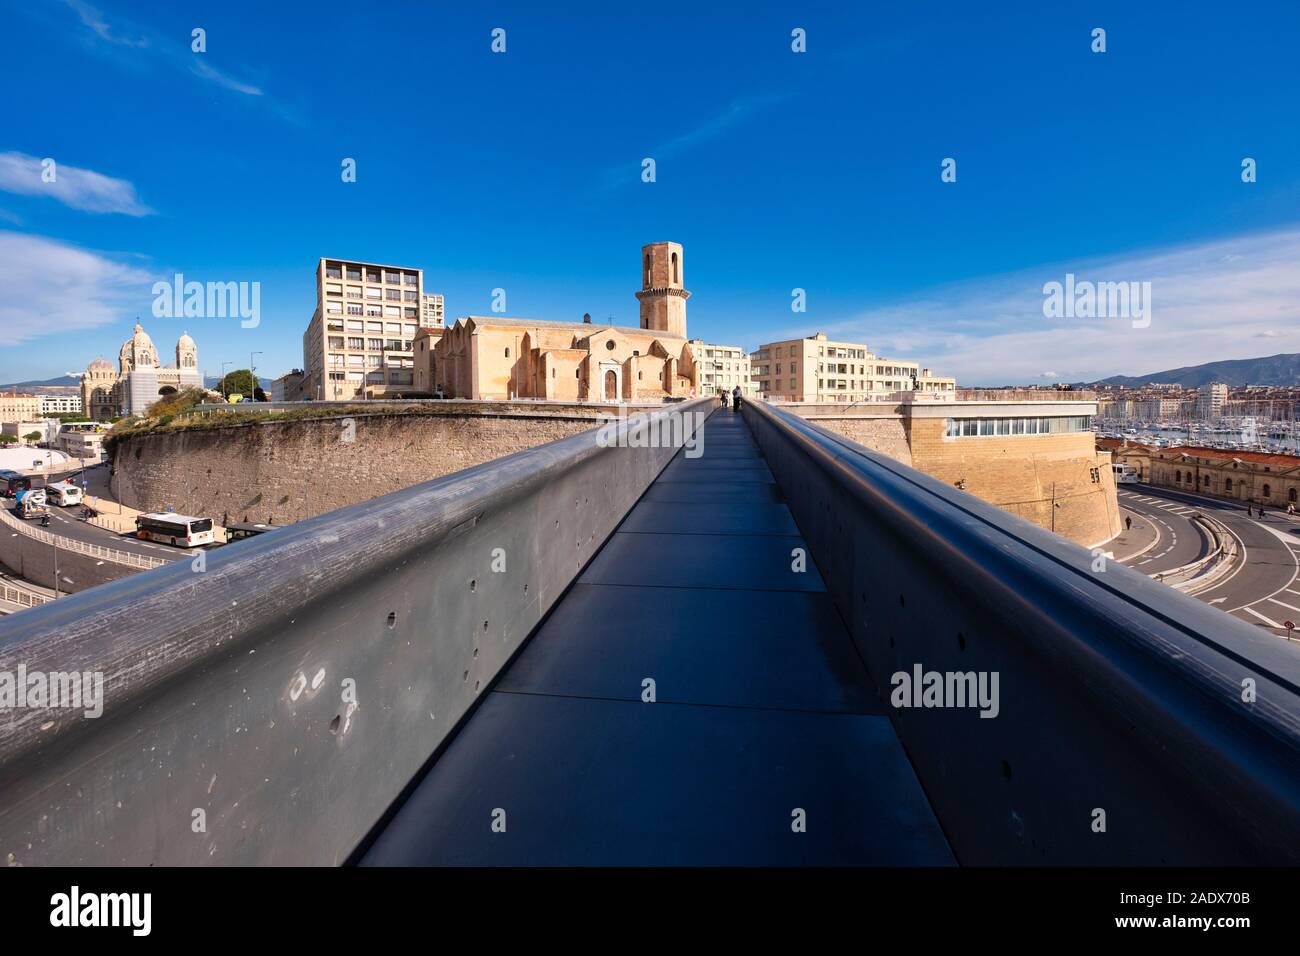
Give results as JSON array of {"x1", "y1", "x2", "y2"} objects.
[{"x1": 361, "y1": 410, "x2": 954, "y2": 865}]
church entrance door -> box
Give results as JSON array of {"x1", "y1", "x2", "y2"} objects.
[{"x1": 604, "y1": 370, "x2": 617, "y2": 401}]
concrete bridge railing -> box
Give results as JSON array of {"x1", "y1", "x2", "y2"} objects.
[
  {"x1": 742, "y1": 399, "x2": 1300, "y2": 865},
  {"x1": 0, "y1": 504, "x2": 166, "y2": 570},
  {"x1": 0, "y1": 398, "x2": 713, "y2": 865}
]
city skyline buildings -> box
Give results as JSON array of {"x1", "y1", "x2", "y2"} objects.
[{"x1": 2, "y1": 3, "x2": 1299, "y2": 387}]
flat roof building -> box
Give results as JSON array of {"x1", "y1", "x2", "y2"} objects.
[
  {"x1": 689, "y1": 340, "x2": 757, "y2": 398},
  {"x1": 750, "y1": 333, "x2": 955, "y2": 403},
  {"x1": 301, "y1": 258, "x2": 444, "y2": 401}
]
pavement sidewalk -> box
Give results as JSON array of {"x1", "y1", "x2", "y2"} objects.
[{"x1": 1108, "y1": 510, "x2": 1161, "y2": 563}]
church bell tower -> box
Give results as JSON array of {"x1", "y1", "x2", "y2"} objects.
[{"x1": 636, "y1": 241, "x2": 690, "y2": 338}]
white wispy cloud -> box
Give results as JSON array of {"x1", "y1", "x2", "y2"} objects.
[
  {"x1": 0, "y1": 231, "x2": 153, "y2": 346},
  {"x1": 795, "y1": 227, "x2": 1300, "y2": 385},
  {"x1": 63, "y1": 0, "x2": 149, "y2": 48},
  {"x1": 597, "y1": 92, "x2": 792, "y2": 190},
  {"x1": 190, "y1": 59, "x2": 263, "y2": 97},
  {"x1": 0, "y1": 151, "x2": 153, "y2": 216},
  {"x1": 58, "y1": 0, "x2": 265, "y2": 98}
]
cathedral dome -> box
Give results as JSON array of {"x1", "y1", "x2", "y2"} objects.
[
  {"x1": 127, "y1": 322, "x2": 156, "y2": 350},
  {"x1": 87, "y1": 357, "x2": 113, "y2": 371},
  {"x1": 119, "y1": 321, "x2": 158, "y2": 371},
  {"x1": 177, "y1": 332, "x2": 196, "y2": 349}
]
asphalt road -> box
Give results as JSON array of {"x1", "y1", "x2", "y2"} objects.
[
  {"x1": 1115, "y1": 488, "x2": 1207, "y2": 574},
  {"x1": 10, "y1": 464, "x2": 190, "y2": 564},
  {"x1": 1124, "y1": 483, "x2": 1300, "y2": 635}
]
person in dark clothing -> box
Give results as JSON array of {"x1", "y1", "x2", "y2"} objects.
[
  {"x1": 1125, "y1": 515, "x2": 1132, "y2": 531},
  {"x1": 732, "y1": 385, "x2": 743, "y2": 411},
  {"x1": 720, "y1": 390, "x2": 729, "y2": 409}
]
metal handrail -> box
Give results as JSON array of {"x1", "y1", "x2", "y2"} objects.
[
  {"x1": 0, "y1": 398, "x2": 715, "y2": 865},
  {"x1": 742, "y1": 398, "x2": 1300, "y2": 864},
  {"x1": 1, "y1": 582, "x2": 51, "y2": 608}
]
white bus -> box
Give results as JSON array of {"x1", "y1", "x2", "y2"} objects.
[
  {"x1": 44, "y1": 481, "x2": 83, "y2": 507},
  {"x1": 135, "y1": 513, "x2": 215, "y2": 548},
  {"x1": 1113, "y1": 463, "x2": 1140, "y2": 484}
]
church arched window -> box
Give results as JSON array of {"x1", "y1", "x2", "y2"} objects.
[{"x1": 672, "y1": 252, "x2": 678, "y2": 284}]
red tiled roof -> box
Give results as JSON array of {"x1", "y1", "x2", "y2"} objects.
[
  {"x1": 1158, "y1": 445, "x2": 1300, "y2": 466},
  {"x1": 1096, "y1": 438, "x2": 1300, "y2": 467}
]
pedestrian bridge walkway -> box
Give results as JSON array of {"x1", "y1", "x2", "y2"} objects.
[
  {"x1": 1, "y1": 399, "x2": 1297, "y2": 867},
  {"x1": 361, "y1": 410, "x2": 954, "y2": 864}
]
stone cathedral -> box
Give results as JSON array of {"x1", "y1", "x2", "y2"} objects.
[
  {"x1": 432, "y1": 242, "x2": 701, "y2": 402},
  {"x1": 80, "y1": 322, "x2": 203, "y2": 419}
]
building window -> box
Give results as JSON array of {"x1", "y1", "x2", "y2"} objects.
[
  {"x1": 504, "y1": 348, "x2": 510, "y2": 358},
  {"x1": 1226, "y1": 478, "x2": 1233, "y2": 493},
  {"x1": 606, "y1": 340, "x2": 616, "y2": 350},
  {"x1": 1290, "y1": 489, "x2": 1297, "y2": 503},
  {"x1": 672, "y1": 252, "x2": 678, "y2": 284},
  {"x1": 1263, "y1": 484, "x2": 1271, "y2": 498}
]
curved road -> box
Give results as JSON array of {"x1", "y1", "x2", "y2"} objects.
[
  {"x1": 7, "y1": 463, "x2": 190, "y2": 564},
  {"x1": 1115, "y1": 489, "x2": 1206, "y2": 575},
  {"x1": 1121, "y1": 483, "x2": 1300, "y2": 636}
]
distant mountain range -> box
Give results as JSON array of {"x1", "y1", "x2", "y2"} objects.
[
  {"x1": 2, "y1": 375, "x2": 273, "y2": 392},
  {"x1": 1091, "y1": 353, "x2": 1300, "y2": 389},
  {"x1": 0, "y1": 376, "x2": 81, "y2": 391}
]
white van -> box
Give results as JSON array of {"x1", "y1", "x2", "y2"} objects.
[{"x1": 45, "y1": 481, "x2": 83, "y2": 507}]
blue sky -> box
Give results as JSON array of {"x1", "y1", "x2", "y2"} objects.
[{"x1": 3, "y1": 0, "x2": 1299, "y2": 385}]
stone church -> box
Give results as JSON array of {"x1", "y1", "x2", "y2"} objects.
[
  {"x1": 81, "y1": 322, "x2": 203, "y2": 419},
  {"x1": 430, "y1": 242, "x2": 701, "y2": 402}
]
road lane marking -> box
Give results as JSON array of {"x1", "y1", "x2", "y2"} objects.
[
  {"x1": 1265, "y1": 597, "x2": 1300, "y2": 613},
  {"x1": 1242, "y1": 607, "x2": 1283, "y2": 628}
]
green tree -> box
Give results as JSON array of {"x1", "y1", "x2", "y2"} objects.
[
  {"x1": 23, "y1": 431, "x2": 43, "y2": 443},
  {"x1": 218, "y1": 369, "x2": 267, "y2": 402}
]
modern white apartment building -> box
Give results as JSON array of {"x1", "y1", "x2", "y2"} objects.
[
  {"x1": 302, "y1": 259, "x2": 443, "y2": 400},
  {"x1": 750, "y1": 332, "x2": 956, "y2": 402},
  {"x1": 689, "y1": 340, "x2": 757, "y2": 398},
  {"x1": 39, "y1": 393, "x2": 82, "y2": 415},
  {"x1": 1196, "y1": 382, "x2": 1229, "y2": 420},
  {"x1": 422, "y1": 293, "x2": 446, "y2": 328}
]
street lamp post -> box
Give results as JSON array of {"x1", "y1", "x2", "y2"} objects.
[{"x1": 250, "y1": 352, "x2": 262, "y2": 403}]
